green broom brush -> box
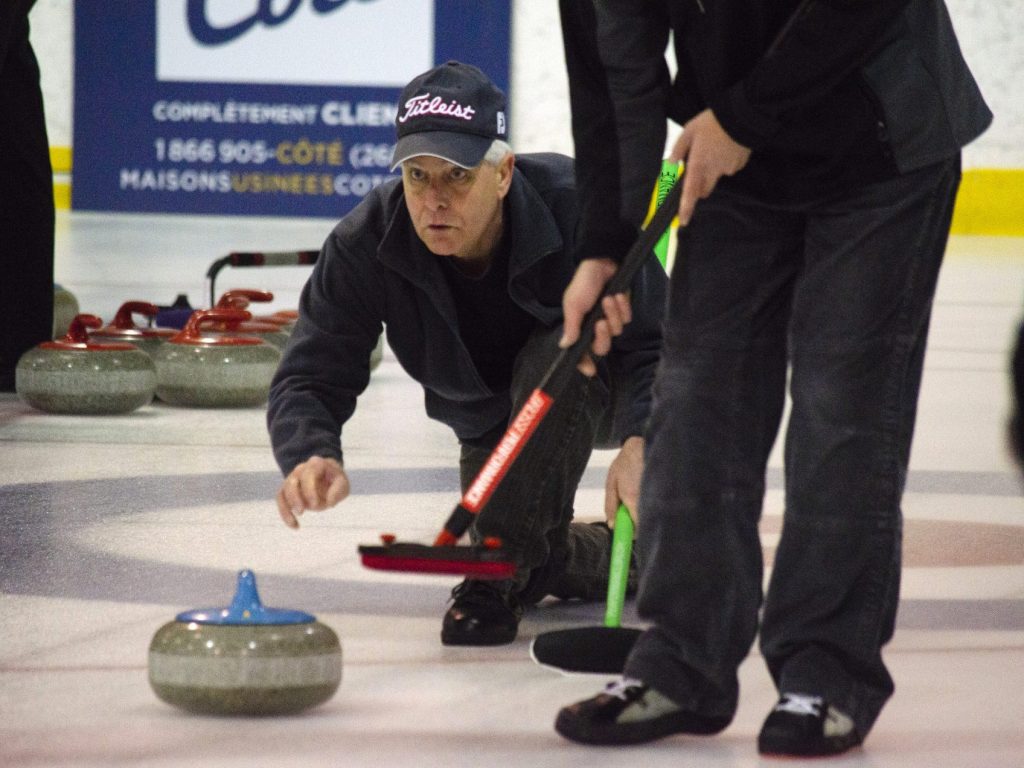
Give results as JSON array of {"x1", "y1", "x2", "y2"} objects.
[{"x1": 529, "y1": 503, "x2": 640, "y2": 673}]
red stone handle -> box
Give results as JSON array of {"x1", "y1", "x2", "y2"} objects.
[
  {"x1": 215, "y1": 289, "x2": 274, "y2": 310},
  {"x1": 64, "y1": 314, "x2": 102, "y2": 343},
  {"x1": 111, "y1": 301, "x2": 159, "y2": 329},
  {"x1": 176, "y1": 308, "x2": 251, "y2": 341}
]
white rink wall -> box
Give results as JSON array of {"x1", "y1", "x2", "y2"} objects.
[{"x1": 28, "y1": 1, "x2": 1022, "y2": 170}]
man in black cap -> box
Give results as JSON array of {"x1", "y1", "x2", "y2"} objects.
[{"x1": 267, "y1": 61, "x2": 667, "y2": 646}]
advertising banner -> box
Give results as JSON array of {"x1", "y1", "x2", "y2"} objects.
[{"x1": 72, "y1": 0, "x2": 511, "y2": 218}]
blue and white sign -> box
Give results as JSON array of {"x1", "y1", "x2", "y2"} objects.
[{"x1": 73, "y1": 0, "x2": 511, "y2": 217}]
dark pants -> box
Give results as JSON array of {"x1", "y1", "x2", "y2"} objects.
[
  {"x1": 625, "y1": 157, "x2": 961, "y2": 739},
  {"x1": 0, "y1": 0, "x2": 54, "y2": 390},
  {"x1": 458, "y1": 323, "x2": 614, "y2": 602}
]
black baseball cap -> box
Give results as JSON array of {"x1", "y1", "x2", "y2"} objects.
[{"x1": 390, "y1": 61, "x2": 508, "y2": 171}]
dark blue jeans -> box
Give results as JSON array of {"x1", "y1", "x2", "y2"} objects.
[
  {"x1": 625, "y1": 156, "x2": 962, "y2": 739},
  {"x1": 459, "y1": 323, "x2": 614, "y2": 602}
]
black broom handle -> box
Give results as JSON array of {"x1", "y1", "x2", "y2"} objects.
[{"x1": 537, "y1": 175, "x2": 682, "y2": 400}]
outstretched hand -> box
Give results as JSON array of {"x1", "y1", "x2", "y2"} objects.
[{"x1": 276, "y1": 455, "x2": 350, "y2": 529}]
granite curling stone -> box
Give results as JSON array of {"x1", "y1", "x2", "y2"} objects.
[
  {"x1": 216, "y1": 289, "x2": 292, "y2": 329},
  {"x1": 270, "y1": 308, "x2": 298, "y2": 332},
  {"x1": 206, "y1": 315, "x2": 290, "y2": 351},
  {"x1": 16, "y1": 313, "x2": 156, "y2": 415},
  {"x1": 153, "y1": 308, "x2": 281, "y2": 407},
  {"x1": 52, "y1": 284, "x2": 80, "y2": 338},
  {"x1": 90, "y1": 300, "x2": 176, "y2": 358},
  {"x1": 258, "y1": 305, "x2": 384, "y2": 370},
  {"x1": 214, "y1": 289, "x2": 291, "y2": 349},
  {"x1": 148, "y1": 570, "x2": 342, "y2": 716}
]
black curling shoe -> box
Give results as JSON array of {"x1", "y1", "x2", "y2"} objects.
[
  {"x1": 555, "y1": 677, "x2": 731, "y2": 745},
  {"x1": 757, "y1": 693, "x2": 862, "y2": 757},
  {"x1": 441, "y1": 579, "x2": 523, "y2": 646}
]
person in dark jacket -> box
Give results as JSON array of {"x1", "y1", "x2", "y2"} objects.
[
  {"x1": 268, "y1": 61, "x2": 666, "y2": 647},
  {"x1": 1011, "y1": 315, "x2": 1024, "y2": 472},
  {"x1": 0, "y1": 0, "x2": 54, "y2": 391},
  {"x1": 553, "y1": 0, "x2": 991, "y2": 757}
]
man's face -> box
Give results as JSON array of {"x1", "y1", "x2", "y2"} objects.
[{"x1": 401, "y1": 153, "x2": 513, "y2": 264}]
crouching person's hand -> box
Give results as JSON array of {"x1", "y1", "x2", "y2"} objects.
[{"x1": 276, "y1": 455, "x2": 350, "y2": 529}]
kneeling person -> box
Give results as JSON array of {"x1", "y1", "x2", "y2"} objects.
[{"x1": 268, "y1": 61, "x2": 665, "y2": 646}]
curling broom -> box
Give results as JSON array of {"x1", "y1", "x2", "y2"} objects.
[{"x1": 359, "y1": 164, "x2": 683, "y2": 579}]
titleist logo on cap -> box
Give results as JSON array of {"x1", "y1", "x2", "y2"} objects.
[
  {"x1": 389, "y1": 61, "x2": 507, "y2": 170},
  {"x1": 398, "y1": 93, "x2": 476, "y2": 124}
]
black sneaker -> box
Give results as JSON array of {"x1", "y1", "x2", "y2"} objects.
[
  {"x1": 757, "y1": 693, "x2": 862, "y2": 757},
  {"x1": 441, "y1": 579, "x2": 523, "y2": 646},
  {"x1": 554, "y1": 677, "x2": 731, "y2": 745}
]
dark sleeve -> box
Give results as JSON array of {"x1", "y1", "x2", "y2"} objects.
[
  {"x1": 558, "y1": 0, "x2": 670, "y2": 263},
  {"x1": 0, "y1": 2, "x2": 34, "y2": 66},
  {"x1": 710, "y1": 0, "x2": 914, "y2": 150},
  {"x1": 266, "y1": 229, "x2": 383, "y2": 476}
]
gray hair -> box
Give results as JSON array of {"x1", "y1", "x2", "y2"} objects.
[{"x1": 482, "y1": 139, "x2": 513, "y2": 166}]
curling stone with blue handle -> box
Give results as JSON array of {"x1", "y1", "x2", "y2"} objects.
[{"x1": 148, "y1": 570, "x2": 342, "y2": 716}]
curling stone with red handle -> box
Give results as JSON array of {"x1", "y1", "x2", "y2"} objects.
[
  {"x1": 271, "y1": 308, "x2": 298, "y2": 332},
  {"x1": 272, "y1": 306, "x2": 385, "y2": 370},
  {"x1": 148, "y1": 570, "x2": 342, "y2": 716},
  {"x1": 16, "y1": 314, "x2": 156, "y2": 414},
  {"x1": 90, "y1": 301, "x2": 176, "y2": 357},
  {"x1": 217, "y1": 289, "x2": 293, "y2": 329},
  {"x1": 154, "y1": 308, "x2": 282, "y2": 407},
  {"x1": 207, "y1": 316, "x2": 290, "y2": 351},
  {"x1": 214, "y1": 289, "x2": 291, "y2": 348}
]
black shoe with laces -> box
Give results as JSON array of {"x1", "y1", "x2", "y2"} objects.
[
  {"x1": 757, "y1": 693, "x2": 862, "y2": 757},
  {"x1": 554, "y1": 677, "x2": 731, "y2": 745},
  {"x1": 441, "y1": 579, "x2": 523, "y2": 646}
]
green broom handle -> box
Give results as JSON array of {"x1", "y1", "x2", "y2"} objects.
[
  {"x1": 651, "y1": 159, "x2": 682, "y2": 269},
  {"x1": 604, "y1": 503, "x2": 634, "y2": 628},
  {"x1": 602, "y1": 161, "x2": 680, "y2": 628}
]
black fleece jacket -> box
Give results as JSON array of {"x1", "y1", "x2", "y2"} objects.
[
  {"x1": 560, "y1": 0, "x2": 992, "y2": 264},
  {"x1": 267, "y1": 153, "x2": 667, "y2": 475}
]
